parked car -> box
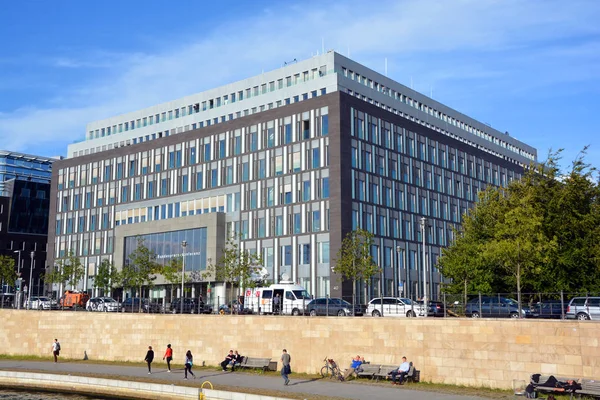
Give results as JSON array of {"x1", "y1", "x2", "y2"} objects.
[
  {"x1": 530, "y1": 300, "x2": 567, "y2": 319},
  {"x1": 566, "y1": 297, "x2": 600, "y2": 320},
  {"x1": 421, "y1": 300, "x2": 446, "y2": 317},
  {"x1": 26, "y1": 296, "x2": 58, "y2": 310},
  {"x1": 306, "y1": 297, "x2": 363, "y2": 316},
  {"x1": 1, "y1": 293, "x2": 14, "y2": 308},
  {"x1": 121, "y1": 297, "x2": 161, "y2": 313},
  {"x1": 366, "y1": 297, "x2": 426, "y2": 317},
  {"x1": 218, "y1": 300, "x2": 253, "y2": 315},
  {"x1": 465, "y1": 296, "x2": 531, "y2": 318},
  {"x1": 169, "y1": 298, "x2": 213, "y2": 314},
  {"x1": 86, "y1": 297, "x2": 121, "y2": 312}
]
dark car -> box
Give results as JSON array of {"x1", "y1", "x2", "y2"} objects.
[
  {"x1": 420, "y1": 301, "x2": 445, "y2": 317},
  {"x1": 121, "y1": 297, "x2": 162, "y2": 313},
  {"x1": 218, "y1": 300, "x2": 253, "y2": 315},
  {"x1": 465, "y1": 296, "x2": 531, "y2": 318},
  {"x1": 530, "y1": 301, "x2": 567, "y2": 319},
  {"x1": 306, "y1": 297, "x2": 363, "y2": 316},
  {"x1": 170, "y1": 298, "x2": 213, "y2": 314}
]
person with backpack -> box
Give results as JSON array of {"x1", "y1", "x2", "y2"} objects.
[
  {"x1": 52, "y1": 339, "x2": 61, "y2": 363},
  {"x1": 184, "y1": 350, "x2": 195, "y2": 379}
]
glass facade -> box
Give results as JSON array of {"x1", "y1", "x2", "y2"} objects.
[
  {"x1": 8, "y1": 181, "x2": 51, "y2": 235},
  {"x1": 0, "y1": 152, "x2": 54, "y2": 197},
  {"x1": 124, "y1": 228, "x2": 208, "y2": 271},
  {"x1": 349, "y1": 106, "x2": 523, "y2": 300}
]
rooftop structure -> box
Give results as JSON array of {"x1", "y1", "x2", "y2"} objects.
[{"x1": 69, "y1": 52, "x2": 536, "y2": 165}]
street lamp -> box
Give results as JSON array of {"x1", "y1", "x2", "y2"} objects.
[
  {"x1": 181, "y1": 240, "x2": 187, "y2": 314},
  {"x1": 420, "y1": 217, "x2": 427, "y2": 317},
  {"x1": 13, "y1": 250, "x2": 22, "y2": 274},
  {"x1": 27, "y1": 251, "x2": 35, "y2": 310}
]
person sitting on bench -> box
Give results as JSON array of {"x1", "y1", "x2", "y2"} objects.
[
  {"x1": 389, "y1": 356, "x2": 410, "y2": 385},
  {"x1": 341, "y1": 355, "x2": 363, "y2": 381},
  {"x1": 221, "y1": 350, "x2": 235, "y2": 371}
]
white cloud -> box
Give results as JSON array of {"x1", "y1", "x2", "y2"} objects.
[{"x1": 1, "y1": 0, "x2": 599, "y2": 157}]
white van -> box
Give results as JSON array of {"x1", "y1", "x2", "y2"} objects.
[{"x1": 244, "y1": 281, "x2": 311, "y2": 316}]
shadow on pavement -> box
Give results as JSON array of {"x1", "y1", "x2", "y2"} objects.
[{"x1": 288, "y1": 378, "x2": 321, "y2": 386}]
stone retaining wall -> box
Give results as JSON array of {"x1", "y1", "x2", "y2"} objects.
[{"x1": 1, "y1": 310, "x2": 596, "y2": 389}]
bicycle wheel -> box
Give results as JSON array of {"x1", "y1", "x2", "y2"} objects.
[
  {"x1": 333, "y1": 368, "x2": 343, "y2": 380},
  {"x1": 320, "y1": 366, "x2": 332, "y2": 378}
]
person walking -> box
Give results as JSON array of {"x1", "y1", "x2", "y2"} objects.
[
  {"x1": 273, "y1": 293, "x2": 281, "y2": 314},
  {"x1": 184, "y1": 350, "x2": 195, "y2": 379},
  {"x1": 280, "y1": 349, "x2": 291, "y2": 386},
  {"x1": 52, "y1": 339, "x2": 61, "y2": 363},
  {"x1": 144, "y1": 346, "x2": 154, "y2": 374},
  {"x1": 163, "y1": 344, "x2": 173, "y2": 372}
]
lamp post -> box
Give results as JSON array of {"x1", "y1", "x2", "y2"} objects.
[
  {"x1": 27, "y1": 251, "x2": 35, "y2": 310},
  {"x1": 13, "y1": 250, "x2": 22, "y2": 274},
  {"x1": 420, "y1": 217, "x2": 427, "y2": 317},
  {"x1": 395, "y1": 246, "x2": 402, "y2": 297},
  {"x1": 181, "y1": 240, "x2": 187, "y2": 314}
]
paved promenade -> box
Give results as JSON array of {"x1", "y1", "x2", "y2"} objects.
[{"x1": 0, "y1": 360, "x2": 489, "y2": 400}]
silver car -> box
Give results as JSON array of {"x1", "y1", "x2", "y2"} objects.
[
  {"x1": 26, "y1": 296, "x2": 58, "y2": 310},
  {"x1": 566, "y1": 297, "x2": 600, "y2": 320},
  {"x1": 366, "y1": 297, "x2": 426, "y2": 317},
  {"x1": 87, "y1": 297, "x2": 121, "y2": 312}
]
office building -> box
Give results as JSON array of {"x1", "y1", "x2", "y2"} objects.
[
  {"x1": 0, "y1": 151, "x2": 56, "y2": 298},
  {"x1": 48, "y1": 52, "x2": 536, "y2": 303}
]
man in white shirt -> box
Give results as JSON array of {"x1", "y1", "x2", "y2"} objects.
[
  {"x1": 52, "y1": 339, "x2": 61, "y2": 363},
  {"x1": 389, "y1": 356, "x2": 410, "y2": 385}
]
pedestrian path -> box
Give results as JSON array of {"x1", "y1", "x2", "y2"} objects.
[{"x1": 0, "y1": 360, "x2": 488, "y2": 400}]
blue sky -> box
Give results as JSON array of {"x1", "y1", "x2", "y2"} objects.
[{"x1": 1, "y1": 0, "x2": 599, "y2": 170}]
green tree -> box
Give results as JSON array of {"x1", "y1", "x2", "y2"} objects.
[
  {"x1": 59, "y1": 251, "x2": 86, "y2": 291},
  {"x1": 204, "y1": 234, "x2": 262, "y2": 314},
  {"x1": 537, "y1": 150, "x2": 600, "y2": 293},
  {"x1": 333, "y1": 229, "x2": 380, "y2": 313},
  {"x1": 0, "y1": 255, "x2": 16, "y2": 309},
  {"x1": 93, "y1": 259, "x2": 119, "y2": 296},
  {"x1": 42, "y1": 267, "x2": 63, "y2": 298},
  {"x1": 439, "y1": 188, "x2": 506, "y2": 305},
  {"x1": 126, "y1": 237, "x2": 160, "y2": 312},
  {"x1": 438, "y1": 149, "x2": 600, "y2": 308},
  {"x1": 485, "y1": 179, "x2": 557, "y2": 315},
  {"x1": 161, "y1": 256, "x2": 191, "y2": 303}
]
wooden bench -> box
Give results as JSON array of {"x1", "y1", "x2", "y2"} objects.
[
  {"x1": 355, "y1": 364, "x2": 381, "y2": 380},
  {"x1": 531, "y1": 374, "x2": 580, "y2": 396},
  {"x1": 237, "y1": 356, "x2": 272, "y2": 372},
  {"x1": 577, "y1": 379, "x2": 600, "y2": 398},
  {"x1": 374, "y1": 365, "x2": 398, "y2": 381}
]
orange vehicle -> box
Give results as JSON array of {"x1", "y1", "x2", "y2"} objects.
[{"x1": 59, "y1": 290, "x2": 90, "y2": 308}]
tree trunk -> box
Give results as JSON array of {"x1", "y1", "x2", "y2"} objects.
[
  {"x1": 516, "y1": 264, "x2": 522, "y2": 319},
  {"x1": 463, "y1": 279, "x2": 468, "y2": 315},
  {"x1": 352, "y1": 278, "x2": 356, "y2": 317},
  {"x1": 229, "y1": 281, "x2": 234, "y2": 315}
]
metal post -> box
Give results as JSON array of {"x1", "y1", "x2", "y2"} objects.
[
  {"x1": 395, "y1": 246, "x2": 401, "y2": 298},
  {"x1": 443, "y1": 292, "x2": 447, "y2": 318},
  {"x1": 181, "y1": 240, "x2": 187, "y2": 314},
  {"x1": 14, "y1": 250, "x2": 22, "y2": 275},
  {"x1": 560, "y1": 290, "x2": 565, "y2": 320},
  {"x1": 27, "y1": 252, "x2": 35, "y2": 310},
  {"x1": 420, "y1": 217, "x2": 427, "y2": 317}
]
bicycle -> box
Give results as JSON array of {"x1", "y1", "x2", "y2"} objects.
[{"x1": 320, "y1": 357, "x2": 342, "y2": 380}]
